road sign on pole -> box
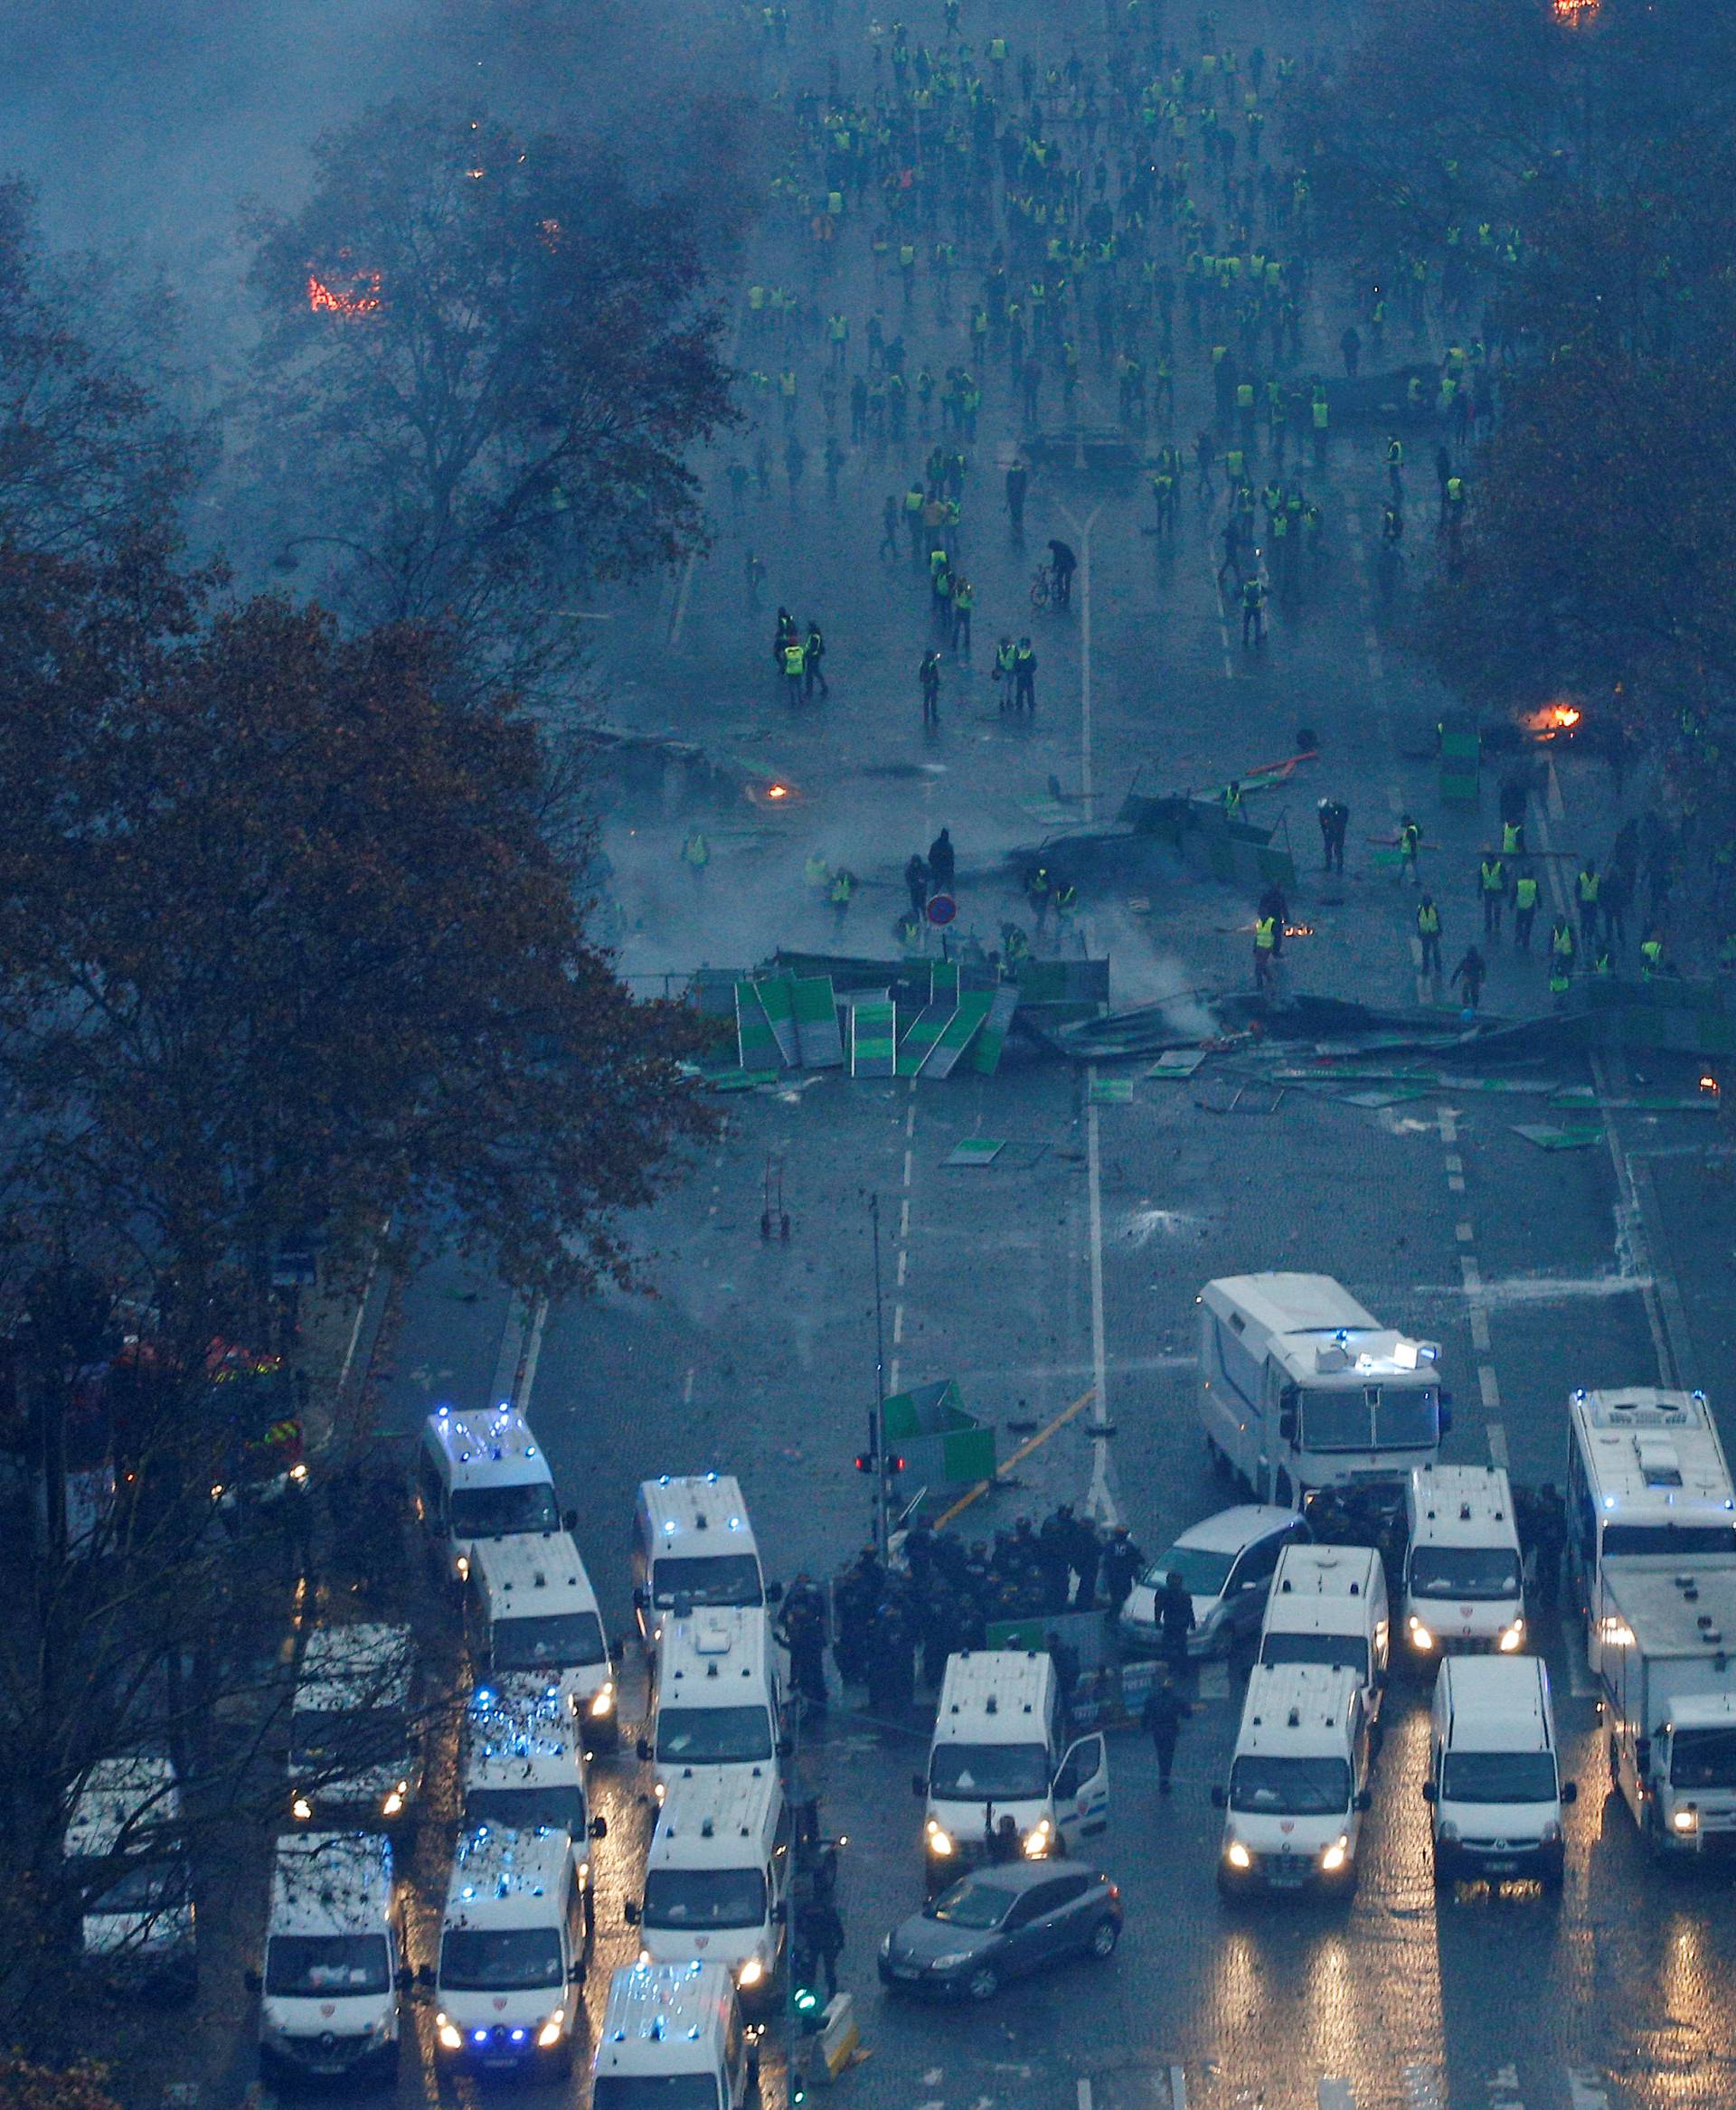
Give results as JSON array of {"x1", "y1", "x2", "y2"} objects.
[{"x1": 926, "y1": 892, "x2": 957, "y2": 926}]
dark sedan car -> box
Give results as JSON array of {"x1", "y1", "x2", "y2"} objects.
[{"x1": 877, "y1": 1860, "x2": 1122, "y2": 2002}]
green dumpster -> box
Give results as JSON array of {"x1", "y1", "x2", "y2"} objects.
[{"x1": 882, "y1": 1380, "x2": 996, "y2": 1501}]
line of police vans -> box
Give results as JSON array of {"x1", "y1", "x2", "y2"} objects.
[{"x1": 237, "y1": 1401, "x2": 788, "y2": 2096}]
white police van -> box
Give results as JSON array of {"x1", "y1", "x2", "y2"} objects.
[
  {"x1": 591, "y1": 1963, "x2": 756, "y2": 2110},
  {"x1": 429, "y1": 1826, "x2": 587, "y2": 2074},
  {"x1": 252, "y1": 1831, "x2": 407, "y2": 2083},
  {"x1": 916, "y1": 1650, "x2": 1108, "y2": 1889},
  {"x1": 63, "y1": 1757, "x2": 196, "y2": 1998},
  {"x1": 633, "y1": 1475, "x2": 774, "y2": 1645},
  {"x1": 1213, "y1": 1663, "x2": 1373, "y2": 1898},
  {"x1": 417, "y1": 1404, "x2": 566, "y2": 1587},
  {"x1": 467, "y1": 1530, "x2": 617, "y2": 1751},
  {"x1": 1403, "y1": 1464, "x2": 1525, "y2": 1657},
  {"x1": 641, "y1": 1608, "x2": 785, "y2": 1801},
  {"x1": 630, "y1": 1762, "x2": 789, "y2": 2011}
]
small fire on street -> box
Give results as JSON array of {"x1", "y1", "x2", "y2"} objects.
[{"x1": 1523, "y1": 699, "x2": 1583, "y2": 741}]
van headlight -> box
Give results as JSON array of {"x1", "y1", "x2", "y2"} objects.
[
  {"x1": 1408, "y1": 1618, "x2": 1435, "y2": 1651},
  {"x1": 1498, "y1": 1621, "x2": 1524, "y2": 1653},
  {"x1": 382, "y1": 1782, "x2": 408, "y2": 1817},
  {"x1": 436, "y1": 2015, "x2": 462, "y2": 2051},
  {"x1": 456, "y1": 1555, "x2": 470, "y2": 1582},
  {"x1": 1541, "y1": 1821, "x2": 1562, "y2": 1845},
  {"x1": 291, "y1": 1794, "x2": 313, "y2": 1822},
  {"x1": 1673, "y1": 1806, "x2": 1699, "y2": 1835},
  {"x1": 925, "y1": 1821, "x2": 954, "y2": 1858},
  {"x1": 1022, "y1": 1819, "x2": 1052, "y2": 1859},
  {"x1": 1437, "y1": 1821, "x2": 1458, "y2": 1844},
  {"x1": 536, "y1": 2009, "x2": 567, "y2": 2049},
  {"x1": 590, "y1": 1683, "x2": 616, "y2": 1719},
  {"x1": 1224, "y1": 1840, "x2": 1251, "y2": 1870},
  {"x1": 738, "y1": 1957, "x2": 765, "y2": 1988},
  {"x1": 1320, "y1": 1836, "x2": 1349, "y2": 1873}
]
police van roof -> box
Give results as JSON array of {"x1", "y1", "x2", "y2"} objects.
[
  {"x1": 1439, "y1": 1655, "x2": 1551, "y2": 1749},
  {"x1": 65, "y1": 1757, "x2": 182, "y2": 1860},
  {"x1": 1270, "y1": 1543, "x2": 1383, "y2": 1600},
  {"x1": 661, "y1": 1609, "x2": 774, "y2": 1697},
  {"x1": 1408, "y1": 1464, "x2": 1518, "y2": 1547},
  {"x1": 639, "y1": 1474, "x2": 759, "y2": 1547},
  {"x1": 935, "y1": 1648, "x2": 1052, "y2": 1738},
  {"x1": 269, "y1": 1831, "x2": 394, "y2": 1938},
  {"x1": 1570, "y1": 1389, "x2": 1733, "y2": 1512},
  {"x1": 596, "y1": 1963, "x2": 734, "y2": 2074},
  {"x1": 1235, "y1": 1663, "x2": 1360, "y2": 1757},
  {"x1": 1204, "y1": 1274, "x2": 1439, "y2": 1385},
  {"x1": 648, "y1": 1766, "x2": 779, "y2": 1871},
  {"x1": 442, "y1": 1826, "x2": 572, "y2": 1929},
  {"x1": 428, "y1": 1406, "x2": 552, "y2": 1490},
  {"x1": 474, "y1": 1531, "x2": 601, "y2": 1615},
  {"x1": 295, "y1": 1623, "x2": 415, "y2": 1713},
  {"x1": 464, "y1": 1686, "x2": 585, "y2": 1792},
  {"x1": 1603, "y1": 1565, "x2": 1736, "y2": 1649}
]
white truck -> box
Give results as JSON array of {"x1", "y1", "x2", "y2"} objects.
[
  {"x1": 1198, "y1": 1275, "x2": 1446, "y2": 1512},
  {"x1": 1600, "y1": 1566, "x2": 1736, "y2": 1858}
]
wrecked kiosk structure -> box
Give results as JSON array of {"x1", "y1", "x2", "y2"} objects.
[{"x1": 1198, "y1": 1275, "x2": 1448, "y2": 1512}]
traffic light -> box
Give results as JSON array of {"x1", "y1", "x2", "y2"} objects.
[
  {"x1": 854, "y1": 1451, "x2": 875, "y2": 1474},
  {"x1": 887, "y1": 1453, "x2": 906, "y2": 1474},
  {"x1": 793, "y1": 1983, "x2": 824, "y2": 2036}
]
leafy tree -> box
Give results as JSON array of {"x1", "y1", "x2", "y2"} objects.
[
  {"x1": 242, "y1": 101, "x2": 739, "y2": 694},
  {"x1": 0, "y1": 181, "x2": 198, "y2": 562},
  {"x1": 0, "y1": 588, "x2": 713, "y2": 1313},
  {"x1": 0, "y1": 2058, "x2": 121, "y2": 2110}
]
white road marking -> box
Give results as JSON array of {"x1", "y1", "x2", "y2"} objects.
[
  {"x1": 892, "y1": 1304, "x2": 904, "y2": 1345},
  {"x1": 488, "y1": 1296, "x2": 531, "y2": 1407},
  {"x1": 903, "y1": 1148, "x2": 913, "y2": 1186},
  {"x1": 1568, "y1": 1633, "x2": 1599, "y2": 1698},
  {"x1": 1318, "y1": 2081, "x2": 1356, "y2": 2110},
  {"x1": 900, "y1": 1199, "x2": 910, "y2": 1239},
  {"x1": 1401, "y1": 2066, "x2": 1444, "y2": 2109},
  {"x1": 683, "y1": 1369, "x2": 695, "y2": 1404},
  {"x1": 1487, "y1": 1422, "x2": 1509, "y2": 1468},
  {"x1": 1459, "y1": 1255, "x2": 1482, "y2": 1290},
  {"x1": 1566, "y1": 2074, "x2": 1609, "y2": 2110},
  {"x1": 1479, "y1": 1365, "x2": 1502, "y2": 1410},
  {"x1": 897, "y1": 1248, "x2": 909, "y2": 1287},
  {"x1": 1439, "y1": 1110, "x2": 1458, "y2": 1145},
  {"x1": 514, "y1": 1295, "x2": 549, "y2": 1413},
  {"x1": 1470, "y1": 1307, "x2": 1492, "y2": 1352},
  {"x1": 1078, "y1": 2082, "x2": 1093, "y2": 2110},
  {"x1": 889, "y1": 1357, "x2": 901, "y2": 1393},
  {"x1": 1169, "y1": 2066, "x2": 1187, "y2": 2110},
  {"x1": 1457, "y1": 1221, "x2": 1475, "y2": 1243},
  {"x1": 1196, "y1": 1661, "x2": 1230, "y2": 1701},
  {"x1": 1085, "y1": 1076, "x2": 1117, "y2": 1526}
]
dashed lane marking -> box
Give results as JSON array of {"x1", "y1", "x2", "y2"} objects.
[
  {"x1": 1169, "y1": 2066, "x2": 1187, "y2": 2110},
  {"x1": 683, "y1": 1369, "x2": 694, "y2": 1405},
  {"x1": 1567, "y1": 2073, "x2": 1611, "y2": 2110},
  {"x1": 897, "y1": 1248, "x2": 909, "y2": 1287},
  {"x1": 1479, "y1": 1364, "x2": 1502, "y2": 1410},
  {"x1": 892, "y1": 1303, "x2": 904, "y2": 1345},
  {"x1": 1318, "y1": 2081, "x2": 1356, "y2": 2110},
  {"x1": 1487, "y1": 1422, "x2": 1510, "y2": 1469},
  {"x1": 1470, "y1": 1306, "x2": 1492, "y2": 1352}
]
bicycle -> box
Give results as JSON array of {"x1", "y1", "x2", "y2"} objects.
[{"x1": 1029, "y1": 563, "x2": 1055, "y2": 608}]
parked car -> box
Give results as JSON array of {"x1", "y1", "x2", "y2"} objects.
[
  {"x1": 877, "y1": 1861, "x2": 1121, "y2": 2002},
  {"x1": 1119, "y1": 1505, "x2": 1311, "y2": 1658}
]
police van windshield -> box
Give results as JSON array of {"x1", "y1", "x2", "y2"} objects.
[
  {"x1": 1303, "y1": 1388, "x2": 1438, "y2": 1454},
  {"x1": 929, "y1": 1742, "x2": 1052, "y2": 1801},
  {"x1": 290, "y1": 1708, "x2": 408, "y2": 1773},
  {"x1": 593, "y1": 2078, "x2": 722, "y2": 2110},
  {"x1": 466, "y1": 1786, "x2": 584, "y2": 1834},
  {"x1": 1602, "y1": 1522, "x2": 1736, "y2": 1559},
  {"x1": 266, "y1": 1934, "x2": 392, "y2": 1997},
  {"x1": 1260, "y1": 1633, "x2": 1371, "y2": 1680},
  {"x1": 1440, "y1": 1750, "x2": 1557, "y2": 1804},
  {"x1": 494, "y1": 1613, "x2": 609, "y2": 1671},
  {"x1": 451, "y1": 1484, "x2": 561, "y2": 1540},
  {"x1": 657, "y1": 1706, "x2": 773, "y2": 1765},
  {"x1": 652, "y1": 1554, "x2": 764, "y2": 1608},
  {"x1": 1670, "y1": 1727, "x2": 1736, "y2": 1790},
  {"x1": 440, "y1": 1927, "x2": 562, "y2": 1991},
  {"x1": 643, "y1": 1867, "x2": 768, "y2": 1929},
  {"x1": 1229, "y1": 1756, "x2": 1352, "y2": 1815},
  {"x1": 1410, "y1": 1546, "x2": 1521, "y2": 1598},
  {"x1": 77, "y1": 1856, "x2": 188, "y2": 1917}
]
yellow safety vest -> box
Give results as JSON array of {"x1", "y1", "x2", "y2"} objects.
[{"x1": 1254, "y1": 916, "x2": 1277, "y2": 949}]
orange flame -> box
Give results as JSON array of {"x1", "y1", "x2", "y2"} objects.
[
  {"x1": 1524, "y1": 700, "x2": 1583, "y2": 739},
  {"x1": 307, "y1": 269, "x2": 382, "y2": 317}
]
